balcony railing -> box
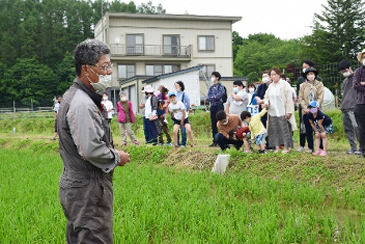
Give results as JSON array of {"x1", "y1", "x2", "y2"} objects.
[{"x1": 110, "y1": 44, "x2": 191, "y2": 58}]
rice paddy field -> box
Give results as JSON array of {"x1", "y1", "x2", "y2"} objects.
[{"x1": 1, "y1": 110, "x2": 365, "y2": 243}]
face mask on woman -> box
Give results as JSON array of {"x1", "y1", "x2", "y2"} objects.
[
  {"x1": 262, "y1": 77, "x2": 269, "y2": 83},
  {"x1": 249, "y1": 88, "x2": 255, "y2": 93},
  {"x1": 120, "y1": 97, "x2": 127, "y2": 102}
]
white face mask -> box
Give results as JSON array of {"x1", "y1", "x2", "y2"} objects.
[
  {"x1": 211, "y1": 77, "x2": 215, "y2": 83},
  {"x1": 222, "y1": 117, "x2": 229, "y2": 125},
  {"x1": 103, "y1": 96, "x2": 108, "y2": 101},
  {"x1": 302, "y1": 68, "x2": 307, "y2": 73},
  {"x1": 171, "y1": 100, "x2": 177, "y2": 104},
  {"x1": 307, "y1": 74, "x2": 315, "y2": 81},
  {"x1": 342, "y1": 71, "x2": 351, "y2": 77},
  {"x1": 362, "y1": 59, "x2": 365, "y2": 66},
  {"x1": 249, "y1": 88, "x2": 255, "y2": 93},
  {"x1": 121, "y1": 97, "x2": 127, "y2": 102},
  {"x1": 262, "y1": 77, "x2": 269, "y2": 83},
  {"x1": 88, "y1": 67, "x2": 111, "y2": 91}
]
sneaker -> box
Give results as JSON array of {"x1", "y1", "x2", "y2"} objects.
[
  {"x1": 282, "y1": 150, "x2": 290, "y2": 154},
  {"x1": 209, "y1": 143, "x2": 218, "y2": 147},
  {"x1": 297, "y1": 146, "x2": 305, "y2": 152},
  {"x1": 245, "y1": 150, "x2": 252, "y2": 153},
  {"x1": 346, "y1": 149, "x2": 355, "y2": 154},
  {"x1": 152, "y1": 142, "x2": 158, "y2": 146},
  {"x1": 159, "y1": 143, "x2": 164, "y2": 146},
  {"x1": 320, "y1": 150, "x2": 327, "y2": 156},
  {"x1": 313, "y1": 150, "x2": 320, "y2": 156},
  {"x1": 305, "y1": 149, "x2": 313, "y2": 153},
  {"x1": 166, "y1": 143, "x2": 172, "y2": 146},
  {"x1": 51, "y1": 137, "x2": 56, "y2": 140},
  {"x1": 258, "y1": 150, "x2": 266, "y2": 154},
  {"x1": 122, "y1": 142, "x2": 127, "y2": 146},
  {"x1": 180, "y1": 145, "x2": 186, "y2": 148},
  {"x1": 354, "y1": 150, "x2": 362, "y2": 155},
  {"x1": 134, "y1": 141, "x2": 139, "y2": 145}
]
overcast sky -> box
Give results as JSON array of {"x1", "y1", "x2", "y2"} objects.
[{"x1": 131, "y1": 0, "x2": 328, "y2": 40}]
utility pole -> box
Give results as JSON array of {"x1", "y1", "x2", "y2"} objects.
[{"x1": 101, "y1": 0, "x2": 104, "y2": 42}]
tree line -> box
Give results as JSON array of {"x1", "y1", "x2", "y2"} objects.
[
  {"x1": 233, "y1": 0, "x2": 365, "y2": 87},
  {"x1": 0, "y1": 0, "x2": 165, "y2": 106},
  {"x1": 0, "y1": 0, "x2": 364, "y2": 106}
]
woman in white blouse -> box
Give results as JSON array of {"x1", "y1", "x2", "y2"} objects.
[{"x1": 263, "y1": 67, "x2": 297, "y2": 153}]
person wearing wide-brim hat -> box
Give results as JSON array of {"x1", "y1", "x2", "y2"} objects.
[
  {"x1": 353, "y1": 49, "x2": 365, "y2": 158},
  {"x1": 298, "y1": 67, "x2": 324, "y2": 153}
]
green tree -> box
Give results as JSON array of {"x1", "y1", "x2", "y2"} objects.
[
  {"x1": 301, "y1": 0, "x2": 365, "y2": 64},
  {"x1": 138, "y1": 1, "x2": 166, "y2": 14},
  {"x1": 4, "y1": 58, "x2": 57, "y2": 104},
  {"x1": 234, "y1": 33, "x2": 302, "y2": 81},
  {"x1": 232, "y1": 31, "x2": 243, "y2": 62}
]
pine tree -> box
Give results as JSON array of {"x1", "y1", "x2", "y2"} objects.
[{"x1": 301, "y1": 0, "x2": 365, "y2": 63}]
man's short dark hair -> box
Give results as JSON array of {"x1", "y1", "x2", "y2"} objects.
[
  {"x1": 57, "y1": 95, "x2": 62, "y2": 99},
  {"x1": 74, "y1": 39, "x2": 110, "y2": 77},
  {"x1": 240, "y1": 110, "x2": 252, "y2": 121},
  {"x1": 339, "y1": 60, "x2": 351, "y2": 70},
  {"x1": 216, "y1": 110, "x2": 226, "y2": 121},
  {"x1": 211, "y1": 71, "x2": 221, "y2": 81},
  {"x1": 303, "y1": 60, "x2": 315, "y2": 67},
  {"x1": 175, "y1": 81, "x2": 185, "y2": 91}
]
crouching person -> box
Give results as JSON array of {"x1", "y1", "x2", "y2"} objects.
[{"x1": 215, "y1": 111, "x2": 244, "y2": 150}]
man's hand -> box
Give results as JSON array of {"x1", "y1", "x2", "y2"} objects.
[
  {"x1": 285, "y1": 113, "x2": 292, "y2": 120},
  {"x1": 117, "y1": 150, "x2": 130, "y2": 166}
]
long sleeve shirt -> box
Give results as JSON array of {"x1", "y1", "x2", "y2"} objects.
[
  {"x1": 57, "y1": 79, "x2": 120, "y2": 174},
  {"x1": 206, "y1": 82, "x2": 226, "y2": 106},
  {"x1": 176, "y1": 91, "x2": 190, "y2": 111},
  {"x1": 353, "y1": 66, "x2": 365, "y2": 105}
]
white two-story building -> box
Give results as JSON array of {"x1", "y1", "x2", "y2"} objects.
[{"x1": 94, "y1": 12, "x2": 244, "y2": 113}]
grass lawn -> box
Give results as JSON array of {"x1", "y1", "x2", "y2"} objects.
[{"x1": 0, "y1": 110, "x2": 364, "y2": 243}]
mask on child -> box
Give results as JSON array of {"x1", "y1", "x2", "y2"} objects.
[{"x1": 309, "y1": 108, "x2": 318, "y2": 114}]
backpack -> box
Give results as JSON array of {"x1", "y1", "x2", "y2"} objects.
[{"x1": 219, "y1": 84, "x2": 228, "y2": 103}]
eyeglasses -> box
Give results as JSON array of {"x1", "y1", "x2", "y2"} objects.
[{"x1": 89, "y1": 63, "x2": 113, "y2": 71}]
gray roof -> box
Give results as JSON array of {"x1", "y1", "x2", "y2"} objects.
[{"x1": 105, "y1": 12, "x2": 242, "y2": 24}]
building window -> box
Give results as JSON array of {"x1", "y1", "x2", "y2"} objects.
[
  {"x1": 127, "y1": 34, "x2": 143, "y2": 54},
  {"x1": 118, "y1": 64, "x2": 135, "y2": 79},
  {"x1": 198, "y1": 36, "x2": 215, "y2": 51},
  {"x1": 146, "y1": 64, "x2": 180, "y2": 76},
  {"x1": 200, "y1": 65, "x2": 215, "y2": 78},
  {"x1": 163, "y1": 35, "x2": 180, "y2": 55}
]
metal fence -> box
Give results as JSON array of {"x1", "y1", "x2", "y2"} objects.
[
  {"x1": 0, "y1": 100, "x2": 54, "y2": 119},
  {"x1": 285, "y1": 61, "x2": 361, "y2": 108}
]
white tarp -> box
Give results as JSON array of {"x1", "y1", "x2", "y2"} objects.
[
  {"x1": 212, "y1": 154, "x2": 230, "y2": 174},
  {"x1": 322, "y1": 86, "x2": 335, "y2": 111}
]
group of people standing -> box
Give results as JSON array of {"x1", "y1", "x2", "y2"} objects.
[{"x1": 207, "y1": 52, "x2": 365, "y2": 157}]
